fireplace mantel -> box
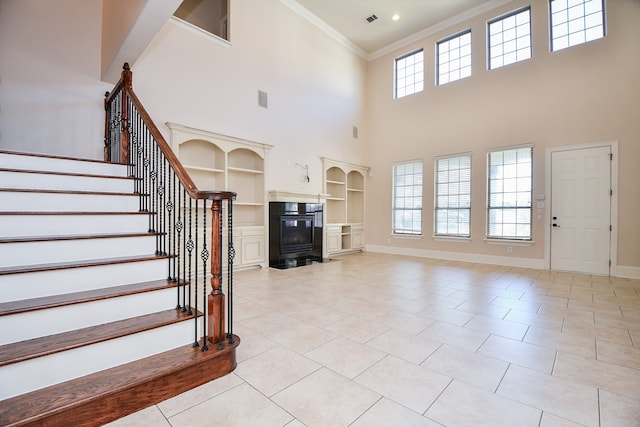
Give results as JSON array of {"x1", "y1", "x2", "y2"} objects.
[{"x1": 268, "y1": 190, "x2": 329, "y2": 204}]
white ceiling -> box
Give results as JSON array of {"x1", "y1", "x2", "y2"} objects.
[{"x1": 286, "y1": 0, "x2": 514, "y2": 57}]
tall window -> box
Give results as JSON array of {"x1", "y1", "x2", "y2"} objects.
[
  {"x1": 393, "y1": 161, "x2": 423, "y2": 235},
  {"x1": 550, "y1": 0, "x2": 605, "y2": 51},
  {"x1": 395, "y1": 49, "x2": 424, "y2": 99},
  {"x1": 487, "y1": 146, "x2": 533, "y2": 240},
  {"x1": 437, "y1": 30, "x2": 472, "y2": 85},
  {"x1": 435, "y1": 154, "x2": 471, "y2": 237},
  {"x1": 488, "y1": 7, "x2": 532, "y2": 70}
]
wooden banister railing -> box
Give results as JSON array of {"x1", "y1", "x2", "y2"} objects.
[{"x1": 104, "y1": 63, "x2": 236, "y2": 350}]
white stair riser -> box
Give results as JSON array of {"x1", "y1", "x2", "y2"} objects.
[
  {"x1": 0, "y1": 259, "x2": 169, "y2": 302},
  {"x1": 0, "y1": 288, "x2": 178, "y2": 345},
  {"x1": 0, "y1": 235, "x2": 157, "y2": 268},
  {"x1": 0, "y1": 191, "x2": 140, "y2": 212},
  {"x1": 0, "y1": 170, "x2": 134, "y2": 193},
  {"x1": 0, "y1": 214, "x2": 151, "y2": 237},
  {"x1": 0, "y1": 153, "x2": 128, "y2": 177},
  {"x1": 0, "y1": 319, "x2": 199, "y2": 400}
]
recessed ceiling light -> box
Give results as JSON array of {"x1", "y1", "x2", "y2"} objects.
[{"x1": 392, "y1": 14, "x2": 400, "y2": 21}]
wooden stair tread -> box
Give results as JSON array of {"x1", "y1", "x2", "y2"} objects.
[
  {"x1": 0, "y1": 254, "x2": 172, "y2": 276},
  {"x1": 0, "y1": 279, "x2": 179, "y2": 316},
  {"x1": 0, "y1": 308, "x2": 197, "y2": 367},
  {"x1": 0, "y1": 167, "x2": 137, "y2": 180},
  {"x1": 0, "y1": 336, "x2": 239, "y2": 427},
  {"x1": 0, "y1": 231, "x2": 159, "y2": 244},
  {"x1": 0, "y1": 149, "x2": 119, "y2": 165},
  {"x1": 0, "y1": 188, "x2": 144, "y2": 197},
  {"x1": 0, "y1": 211, "x2": 152, "y2": 216}
]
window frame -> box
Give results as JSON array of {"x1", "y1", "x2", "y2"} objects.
[
  {"x1": 549, "y1": 0, "x2": 606, "y2": 52},
  {"x1": 392, "y1": 160, "x2": 424, "y2": 236},
  {"x1": 436, "y1": 29, "x2": 472, "y2": 86},
  {"x1": 394, "y1": 49, "x2": 425, "y2": 99},
  {"x1": 486, "y1": 145, "x2": 533, "y2": 241},
  {"x1": 487, "y1": 6, "x2": 532, "y2": 70},
  {"x1": 434, "y1": 153, "x2": 472, "y2": 238}
]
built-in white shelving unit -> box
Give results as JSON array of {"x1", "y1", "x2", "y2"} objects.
[
  {"x1": 167, "y1": 122, "x2": 272, "y2": 269},
  {"x1": 322, "y1": 158, "x2": 369, "y2": 256}
]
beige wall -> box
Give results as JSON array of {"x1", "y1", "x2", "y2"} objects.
[
  {"x1": 364, "y1": 0, "x2": 640, "y2": 273},
  {"x1": 0, "y1": 0, "x2": 109, "y2": 159},
  {"x1": 1, "y1": 0, "x2": 637, "y2": 273},
  {"x1": 101, "y1": 0, "x2": 148, "y2": 79},
  {"x1": 132, "y1": 0, "x2": 367, "y2": 196}
]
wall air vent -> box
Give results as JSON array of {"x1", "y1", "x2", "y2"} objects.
[{"x1": 364, "y1": 14, "x2": 378, "y2": 23}]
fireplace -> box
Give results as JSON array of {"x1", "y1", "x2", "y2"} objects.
[{"x1": 269, "y1": 202, "x2": 323, "y2": 269}]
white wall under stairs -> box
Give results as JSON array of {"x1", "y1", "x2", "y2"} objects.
[{"x1": 0, "y1": 151, "x2": 197, "y2": 401}]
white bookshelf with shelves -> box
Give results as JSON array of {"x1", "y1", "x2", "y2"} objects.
[
  {"x1": 321, "y1": 158, "x2": 369, "y2": 256},
  {"x1": 167, "y1": 122, "x2": 272, "y2": 269}
]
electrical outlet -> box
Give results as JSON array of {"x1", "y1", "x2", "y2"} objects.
[{"x1": 507, "y1": 246, "x2": 513, "y2": 253}]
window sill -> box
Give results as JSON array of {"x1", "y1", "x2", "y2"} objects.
[
  {"x1": 433, "y1": 236, "x2": 471, "y2": 243},
  {"x1": 484, "y1": 238, "x2": 533, "y2": 246}
]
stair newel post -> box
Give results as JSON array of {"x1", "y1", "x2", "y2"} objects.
[
  {"x1": 119, "y1": 63, "x2": 132, "y2": 165},
  {"x1": 208, "y1": 199, "x2": 225, "y2": 347}
]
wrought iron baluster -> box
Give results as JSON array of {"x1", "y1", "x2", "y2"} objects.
[
  {"x1": 183, "y1": 190, "x2": 190, "y2": 314},
  {"x1": 193, "y1": 199, "x2": 198, "y2": 347},
  {"x1": 143, "y1": 128, "x2": 151, "y2": 220},
  {"x1": 157, "y1": 156, "x2": 165, "y2": 255},
  {"x1": 175, "y1": 185, "x2": 183, "y2": 309},
  {"x1": 169, "y1": 171, "x2": 176, "y2": 281},
  {"x1": 127, "y1": 98, "x2": 134, "y2": 176},
  {"x1": 227, "y1": 199, "x2": 235, "y2": 343},
  {"x1": 217, "y1": 200, "x2": 225, "y2": 350},
  {"x1": 164, "y1": 162, "x2": 172, "y2": 276},
  {"x1": 150, "y1": 145, "x2": 158, "y2": 238},
  {"x1": 201, "y1": 202, "x2": 209, "y2": 352}
]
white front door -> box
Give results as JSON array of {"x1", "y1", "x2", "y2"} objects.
[{"x1": 550, "y1": 146, "x2": 611, "y2": 275}]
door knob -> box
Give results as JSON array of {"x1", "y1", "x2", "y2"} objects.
[
  {"x1": 552, "y1": 216, "x2": 557, "y2": 220},
  {"x1": 552, "y1": 223, "x2": 560, "y2": 227}
]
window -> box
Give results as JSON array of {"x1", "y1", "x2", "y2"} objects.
[
  {"x1": 395, "y1": 49, "x2": 424, "y2": 99},
  {"x1": 488, "y1": 8, "x2": 532, "y2": 70},
  {"x1": 435, "y1": 154, "x2": 471, "y2": 237},
  {"x1": 550, "y1": 0, "x2": 604, "y2": 51},
  {"x1": 437, "y1": 31, "x2": 472, "y2": 85},
  {"x1": 487, "y1": 146, "x2": 533, "y2": 240},
  {"x1": 393, "y1": 161, "x2": 423, "y2": 235}
]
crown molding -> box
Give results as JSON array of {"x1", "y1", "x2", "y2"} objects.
[
  {"x1": 280, "y1": 0, "x2": 369, "y2": 59},
  {"x1": 369, "y1": 0, "x2": 513, "y2": 60},
  {"x1": 282, "y1": 0, "x2": 514, "y2": 61}
]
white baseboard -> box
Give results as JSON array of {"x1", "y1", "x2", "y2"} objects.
[
  {"x1": 366, "y1": 245, "x2": 545, "y2": 270},
  {"x1": 615, "y1": 265, "x2": 640, "y2": 280},
  {"x1": 367, "y1": 245, "x2": 640, "y2": 279}
]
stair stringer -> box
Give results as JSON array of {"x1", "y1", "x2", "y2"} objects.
[{"x1": 0, "y1": 317, "x2": 200, "y2": 401}]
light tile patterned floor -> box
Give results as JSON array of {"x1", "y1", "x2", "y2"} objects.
[{"x1": 107, "y1": 252, "x2": 640, "y2": 427}]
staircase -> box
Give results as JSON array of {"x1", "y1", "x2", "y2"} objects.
[{"x1": 0, "y1": 150, "x2": 239, "y2": 426}]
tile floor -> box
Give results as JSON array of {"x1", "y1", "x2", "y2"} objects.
[{"x1": 108, "y1": 252, "x2": 640, "y2": 427}]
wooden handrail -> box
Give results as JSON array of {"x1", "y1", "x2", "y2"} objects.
[
  {"x1": 104, "y1": 63, "x2": 236, "y2": 347},
  {"x1": 107, "y1": 63, "x2": 236, "y2": 202}
]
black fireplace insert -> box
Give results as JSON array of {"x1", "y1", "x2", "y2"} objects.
[{"x1": 269, "y1": 202, "x2": 323, "y2": 269}]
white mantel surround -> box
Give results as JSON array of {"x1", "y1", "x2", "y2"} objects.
[{"x1": 268, "y1": 191, "x2": 329, "y2": 204}]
